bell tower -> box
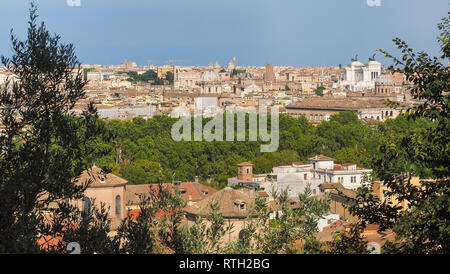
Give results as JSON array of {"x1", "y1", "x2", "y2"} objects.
[{"x1": 237, "y1": 162, "x2": 253, "y2": 182}]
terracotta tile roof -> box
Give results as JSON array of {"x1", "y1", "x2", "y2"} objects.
[
  {"x1": 126, "y1": 208, "x2": 188, "y2": 221},
  {"x1": 319, "y1": 183, "x2": 343, "y2": 189},
  {"x1": 237, "y1": 162, "x2": 253, "y2": 166},
  {"x1": 308, "y1": 155, "x2": 335, "y2": 161},
  {"x1": 316, "y1": 220, "x2": 395, "y2": 245},
  {"x1": 319, "y1": 183, "x2": 357, "y2": 199},
  {"x1": 267, "y1": 199, "x2": 300, "y2": 211},
  {"x1": 288, "y1": 98, "x2": 407, "y2": 110},
  {"x1": 185, "y1": 187, "x2": 254, "y2": 218},
  {"x1": 75, "y1": 166, "x2": 127, "y2": 188},
  {"x1": 125, "y1": 184, "x2": 152, "y2": 205},
  {"x1": 125, "y1": 182, "x2": 217, "y2": 205},
  {"x1": 178, "y1": 182, "x2": 217, "y2": 201},
  {"x1": 37, "y1": 224, "x2": 80, "y2": 251}
]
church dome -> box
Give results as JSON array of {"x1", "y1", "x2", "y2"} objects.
[{"x1": 201, "y1": 70, "x2": 220, "y2": 82}]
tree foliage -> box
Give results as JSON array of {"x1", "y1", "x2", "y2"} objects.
[
  {"x1": 0, "y1": 2, "x2": 107, "y2": 253},
  {"x1": 347, "y1": 14, "x2": 450, "y2": 254}
]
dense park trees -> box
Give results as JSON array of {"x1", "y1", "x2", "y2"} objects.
[
  {"x1": 88, "y1": 110, "x2": 433, "y2": 187},
  {"x1": 119, "y1": 69, "x2": 173, "y2": 85}
]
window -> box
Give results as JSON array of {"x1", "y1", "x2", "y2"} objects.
[
  {"x1": 304, "y1": 174, "x2": 307, "y2": 180},
  {"x1": 180, "y1": 189, "x2": 187, "y2": 194},
  {"x1": 246, "y1": 168, "x2": 250, "y2": 174},
  {"x1": 115, "y1": 195, "x2": 121, "y2": 217},
  {"x1": 240, "y1": 203, "x2": 246, "y2": 210}
]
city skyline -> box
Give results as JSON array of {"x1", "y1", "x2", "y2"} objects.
[{"x1": 1, "y1": 0, "x2": 448, "y2": 67}]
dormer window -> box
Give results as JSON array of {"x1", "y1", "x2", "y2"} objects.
[
  {"x1": 202, "y1": 190, "x2": 209, "y2": 195},
  {"x1": 239, "y1": 203, "x2": 246, "y2": 210},
  {"x1": 99, "y1": 176, "x2": 105, "y2": 183},
  {"x1": 234, "y1": 199, "x2": 246, "y2": 210},
  {"x1": 179, "y1": 188, "x2": 187, "y2": 194}
]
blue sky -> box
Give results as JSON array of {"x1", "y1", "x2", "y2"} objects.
[{"x1": 0, "y1": 0, "x2": 448, "y2": 67}]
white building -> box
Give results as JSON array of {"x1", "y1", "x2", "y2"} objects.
[
  {"x1": 194, "y1": 97, "x2": 221, "y2": 117},
  {"x1": 318, "y1": 213, "x2": 341, "y2": 231},
  {"x1": 341, "y1": 58, "x2": 381, "y2": 91},
  {"x1": 228, "y1": 155, "x2": 372, "y2": 201},
  {"x1": 259, "y1": 155, "x2": 372, "y2": 199},
  {"x1": 307, "y1": 155, "x2": 372, "y2": 190}
]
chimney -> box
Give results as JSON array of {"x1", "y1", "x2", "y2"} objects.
[{"x1": 195, "y1": 176, "x2": 199, "y2": 183}]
